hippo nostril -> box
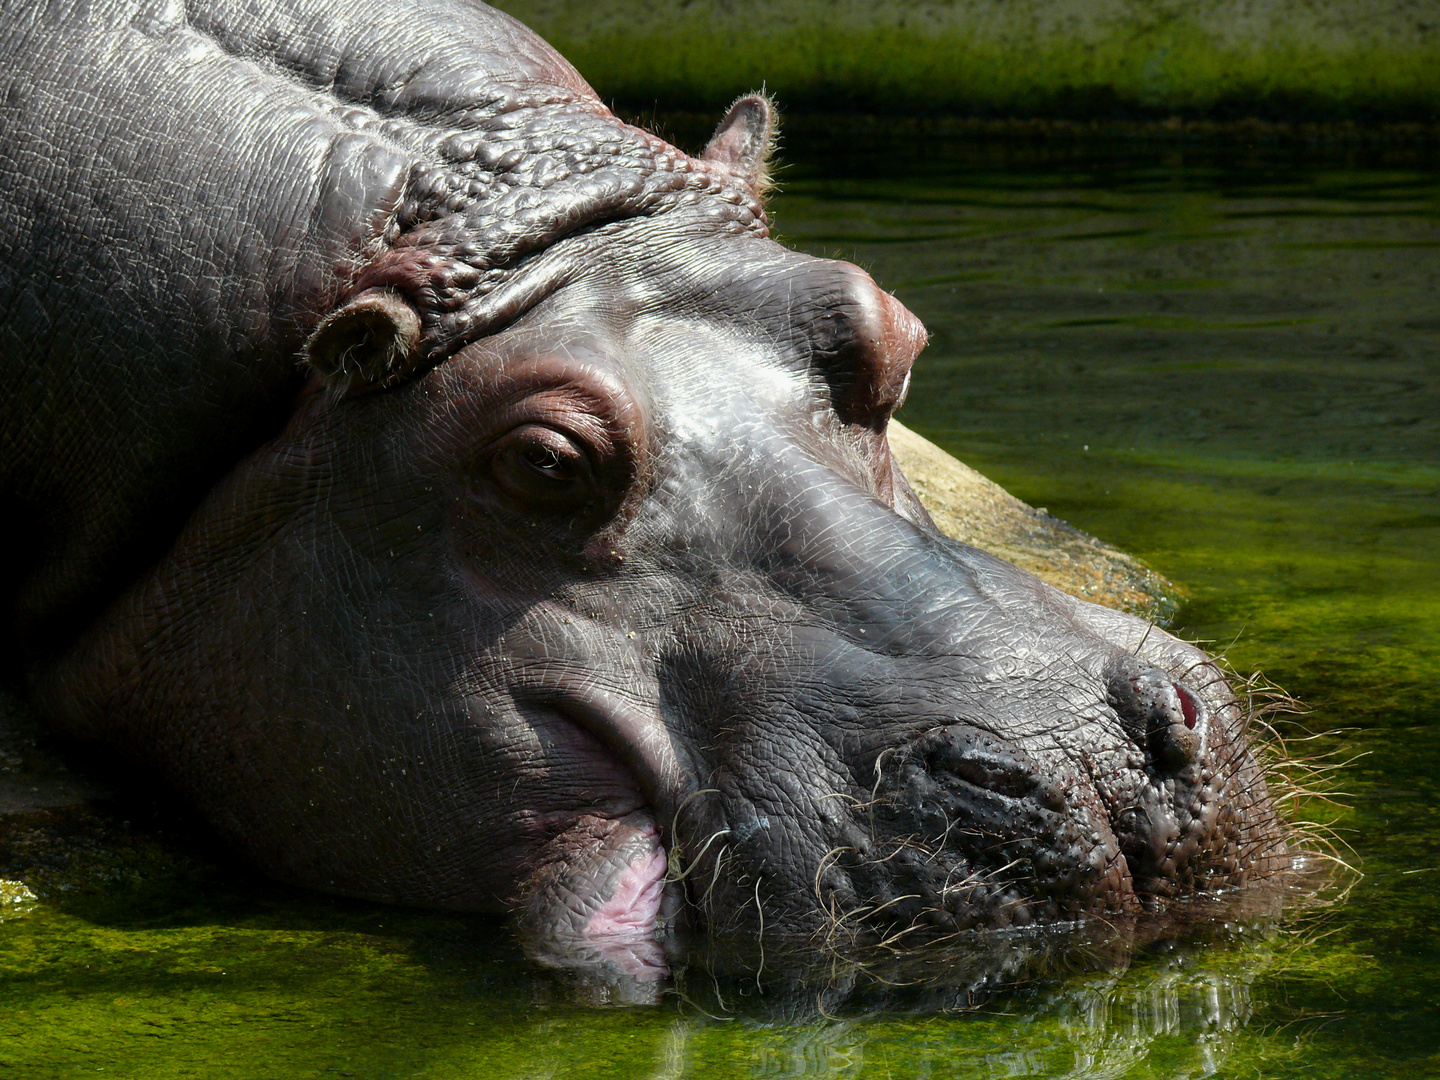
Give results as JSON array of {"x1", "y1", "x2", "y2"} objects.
[
  {"x1": 1174, "y1": 682, "x2": 1198, "y2": 730},
  {"x1": 1105, "y1": 656, "x2": 1206, "y2": 774}
]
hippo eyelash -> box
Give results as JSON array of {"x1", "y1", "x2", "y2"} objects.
[{"x1": 520, "y1": 443, "x2": 566, "y2": 476}]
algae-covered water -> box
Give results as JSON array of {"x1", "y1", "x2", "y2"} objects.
[{"x1": 3, "y1": 126, "x2": 1438, "y2": 1077}]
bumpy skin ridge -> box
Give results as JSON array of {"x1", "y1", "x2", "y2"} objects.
[{"x1": 186, "y1": 0, "x2": 768, "y2": 358}]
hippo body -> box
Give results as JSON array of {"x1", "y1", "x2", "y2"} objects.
[{"x1": 0, "y1": 0, "x2": 1287, "y2": 977}]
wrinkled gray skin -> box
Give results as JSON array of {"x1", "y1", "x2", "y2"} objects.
[{"x1": 0, "y1": 0, "x2": 1287, "y2": 979}]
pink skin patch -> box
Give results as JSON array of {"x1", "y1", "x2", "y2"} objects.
[
  {"x1": 519, "y1": 811, "x2": 672, "y2": 984},
  {"x1": 585, "y1": 845, "x2": 669, "y2": 940}
]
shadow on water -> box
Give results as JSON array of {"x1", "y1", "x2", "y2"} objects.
[{"x1": 2, "y1": 122, "x2": 1438, "y2": 1076}]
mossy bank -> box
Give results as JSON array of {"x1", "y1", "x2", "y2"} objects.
[{"x1": 492, "y1": 0, "x2": 1440, "y2": 121}]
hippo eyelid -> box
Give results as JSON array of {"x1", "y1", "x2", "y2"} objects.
[
  {"x1": 447, "y1": 373, "x2": 648, "y2": 528},
  {"x1": 435, "y1": 344, "x2": 650, "y2": 500},
  {"x1": 476, "y1": 421, "x2": 610, "y2": 515}
]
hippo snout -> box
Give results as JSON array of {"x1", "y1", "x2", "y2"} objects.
[
  {"x1": 856, "y1": 724, "x2": 1133, "y2": 932},
  {"x1": 1106, "y1": 654, "x2": 1209, "y2": 774}
]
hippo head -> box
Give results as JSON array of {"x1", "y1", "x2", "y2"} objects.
[{"x1": 39, "y1": 100, "x2": 1289, "y2": 982}]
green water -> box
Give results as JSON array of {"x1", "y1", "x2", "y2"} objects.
[{"x1": 3, "y1": 127, "x2": 1438, "y2": 1077}]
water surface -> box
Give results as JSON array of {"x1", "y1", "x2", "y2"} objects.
[{"x1": 2, "y1": 126, "x2": 1437, "y2": 1078}]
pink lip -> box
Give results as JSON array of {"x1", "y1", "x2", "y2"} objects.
[{"x1": 585, "y1": 842, "x2": 669, "y2": 941}]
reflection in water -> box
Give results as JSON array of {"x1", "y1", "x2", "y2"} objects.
[
  {"x1": 514, "y1": 925, "x2": 1306, "y2": 1079},
  {"x1": 979, "y1": 954, "x2": 1257, "y2": 1080},
  {"x1": 507, "y1": 867, "x2": 1330, "y2": 1077}
]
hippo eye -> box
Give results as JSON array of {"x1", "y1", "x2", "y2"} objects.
[{"x1": 487, "y1": 423, "x2": 597, "y2": 507}]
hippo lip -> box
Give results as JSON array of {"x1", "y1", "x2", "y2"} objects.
[
  {"x1": 515, "y1": 805, "x2": 676, "y2": 986},
  {"x1": 524, "y1": 679, "x2": 694, "y2": 820},
  {"x1": 513, "y1": 682, "x2": 691, "y2": 969}
]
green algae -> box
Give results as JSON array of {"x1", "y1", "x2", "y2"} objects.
[
  {"x1": 0, "y1": 848, "x2": 1399, "y2": 1080},
  {"x1": 0, "y1": 890, "x2": 1419, "y2": 1077},
  {"x1": 2, "y1": 129, "x2": 1439, "y2": 1078},
  {"x1": 491, "y1": 0, "x2": 1440, "y2": 120}
]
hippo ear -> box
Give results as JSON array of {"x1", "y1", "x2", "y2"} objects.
[
  {"x1": 701, "y1": 94, "x2": 776, "y2": 194},
  {"x1": 303, "y1": 288, "x2": 424, "y2": 391}
]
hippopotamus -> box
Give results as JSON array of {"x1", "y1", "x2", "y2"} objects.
[{"x1": 0, "y1": 0, "x2": 1289, "y2": 979}]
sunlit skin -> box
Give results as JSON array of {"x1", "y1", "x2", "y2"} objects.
[{"x1": 2, "y1": 1, "x2": 1289, "y2": 984}]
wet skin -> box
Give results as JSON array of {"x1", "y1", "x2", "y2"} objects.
[
  {"x1": 39, "y1": 209, "x2": 1287, "y2": 974},
  {"x1": 1, "y1": 2, "x2": 1287, "y2": 982}
]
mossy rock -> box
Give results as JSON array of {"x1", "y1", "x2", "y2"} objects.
[{"x1": 890, "y1": 421, "x2": 1182, "y2": 624}]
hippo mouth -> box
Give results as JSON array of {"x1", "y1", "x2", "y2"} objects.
[
  {"x1": 516, "y1": 807, "x2": 675, "y2": 982},
  {"x1": 512, "y1": 688, "x2": 688, "y2": 981},
  {"x1": 502, "y1": 637, "x2": 1278, "y2": 985}
]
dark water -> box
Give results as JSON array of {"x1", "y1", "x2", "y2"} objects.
[{"x1": 3, "y1": 127, "x2": 1438, "y2": 1077}]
